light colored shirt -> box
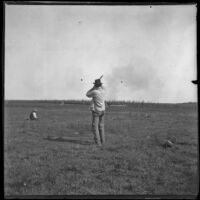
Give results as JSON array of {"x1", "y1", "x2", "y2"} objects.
[
  {"x1": 30, "y1": 111, "x2": 37, "y2": 119},
  {"x1": 86, "y1": 86, "x2": 106, "y2": 112},
  {"x1": 89, "y1": 100, "x2": 94, "y2": 111},
  {"x1": 32, "y1": 112, "x2": 37, "y2": 119}
]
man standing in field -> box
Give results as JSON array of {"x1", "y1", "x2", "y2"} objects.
[{"x1": 86, "y1": 77, "x2": 106, "y2": 146}]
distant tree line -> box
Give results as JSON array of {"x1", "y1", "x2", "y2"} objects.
[{"x1": 5, "y1": 99, "x2": 197, "y2": 109}]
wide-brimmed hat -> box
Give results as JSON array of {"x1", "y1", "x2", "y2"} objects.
[{"x1": 93, "y1": 79, "x2": 102, "y2": 86}]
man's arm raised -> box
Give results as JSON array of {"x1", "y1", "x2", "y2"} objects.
[{"x1": 86, "y1": 86, "x2": 96, "y2": 97}]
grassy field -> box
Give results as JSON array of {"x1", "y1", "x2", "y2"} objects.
[{"x1": 4, "y1": 101, "x2": 198, "y2": 197}]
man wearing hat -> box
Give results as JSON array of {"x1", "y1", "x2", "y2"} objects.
[{"x1": 86, "y1": 78, "x2": 106, "y2": 146}]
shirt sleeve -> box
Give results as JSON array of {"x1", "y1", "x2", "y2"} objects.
[
  {"x1": 86, "y1": 89, "x2": 96, "y2": 97},
  {"x1": 101, "y1": 85, "x2": 106, "y2": 90}
]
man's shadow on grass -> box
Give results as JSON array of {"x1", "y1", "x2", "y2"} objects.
[{"x1": 43, "y1": 136, "x2": 92, "y2": 145}]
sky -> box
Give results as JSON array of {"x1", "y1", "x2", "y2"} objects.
[{"x1": 5, "y1": 4, "x2": 197, "y2": 103}]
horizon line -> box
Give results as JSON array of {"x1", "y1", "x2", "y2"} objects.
[{"x1": 4, "y1": 99, "x2": 198, "y2": 104}]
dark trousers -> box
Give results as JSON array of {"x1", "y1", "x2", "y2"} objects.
[{"x1": 92, "y1": 111, "x2": 105, "y2": 146}]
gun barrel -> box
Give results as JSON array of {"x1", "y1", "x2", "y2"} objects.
[{"x1": 99, "y1": 75, "x2": 103, "y2": 80}]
